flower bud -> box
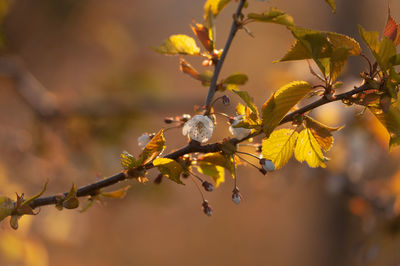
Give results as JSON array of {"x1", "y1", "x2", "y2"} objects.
[
  {"x1": 202, "y1": 200, "x2": 212, "y2": 217},
  {"x1": 164, "y1": 117, "x2": 174, "y2": 124},
  {"x1": 138, "y1": 133, "x2": 151, "y2": 149},
  {"x1": 260, "y1": 158, "x2": 275, "y2": 172},
  {"x1": 232, "y1": 187, "x2": 242, "y2": 205},
  {"x1": 222, "y1": 95, "x2": 230, "y2": 105},
  {"x1": 202, "y1": 181, "x2": 214, "y2": 192},
  {"x1": 229, "y1": 115, "x2": 251, "y2": 140}
]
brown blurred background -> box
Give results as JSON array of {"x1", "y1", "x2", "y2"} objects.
[{"x1": 1, "y1": 0, "x2": 400, "y2": 265}]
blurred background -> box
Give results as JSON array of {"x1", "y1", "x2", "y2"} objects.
[{"x1": 0, "y1": 0, "x2": 400, "y2": 265}]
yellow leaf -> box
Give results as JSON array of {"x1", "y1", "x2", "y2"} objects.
[
  {"x1": 262, "y1": 128, "x2": 298, "y2": 170},
  {"x1": 197, "y1": 163, "x2": 225, "y2": 187},
  {"x1": 204, "y1": 0, "x2": 231, "y2": 20},
  {"x1": 101, "y1": 185, "x2": 131, "y2": 199},
  {"x1": 139, "y1": 129, "x2": 166, "y2": 166},
  {"x1": 197, "y1": 152, "x2": 234, "y2": 177},
  {"x1": 153, "y1": 158, "x2": 184, "y2": 184},
  {"x1": 153, "y1": 35, "x2": 200, "y2": 55},
  {"x1": 294, "y1": 128, "x2": 327, "y2": 168},
  {"x1": 369, "y1": 102, "x2": 400, "y2": 150},
  {"x1": 21, "y1": 181, "x2": 48, "y2": 207},
  {"x1": 304, "y1": 116, "x2": 343, "y2": 152},
  {"x1": 120, "y1": 151, "x2": 138, "y2": 169},
  {"x1": 262, "y1": 81, "x2": 312, "y2": 136}
]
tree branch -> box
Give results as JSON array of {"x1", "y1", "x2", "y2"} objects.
[
  {"x1": 28, "y1": 82, "x2": 371, "y2": 210},
  {"x1": 204, "y1": 0, "x2": 247, "y2": 108}
]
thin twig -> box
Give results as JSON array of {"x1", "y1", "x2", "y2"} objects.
[
  {"x1": 204, "y1": 0, "x2": 247, "y2": 109},
  {"x1": 28, "y1": 82, "x2": 371, "y2": 210}
]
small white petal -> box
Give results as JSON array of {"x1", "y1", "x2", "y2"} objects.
[
  {"x1": 138, "y1": 133, "x2": 151, "y2": 149},
  {"x1": 229, "y1": 116, "x2": 251, "y2": 139}
]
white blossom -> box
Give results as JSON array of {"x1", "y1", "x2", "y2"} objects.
[
  {"x1": 182, "y1": 115, "x2": 214, "y2": 143},
  {"x1": 229, "y1": 115, "x2": 251, "y2": 139},
  {"x1": 138, "y1": 133, "x2": 151, "y2": 149}
]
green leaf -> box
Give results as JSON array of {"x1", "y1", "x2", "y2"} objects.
[
  {"x1": 278, "y1": 27, "x2": 360, "y2": 80},
  {"x1": 262, "y1": 128, "x2": 299, "y2": 170},
  {"x1": 369, "y1": 102, "x2": 400, "y2": 150},
  {"x1": 247, "y1": 7, "x2": 294, "y2": 27},
  {"x1": 197, "y1": 163, "x2": 225, "y2": 187},
  {"x1": 138, "y1": 129, "x2": 166, "y2": 166},
  {"x1": 197, "y1": 152, "x2": 234, "y2": 177},
  {"x1": 358, "y1": 25, "x2": 379, "y2": 53},
  {"x1": 232, "y1": 89, "x2": 259, "y2": 117},
  {"x1": 377, "y1": 38, "x2": 397, "y2": 71},
  {"x1": 277, "y1": 40, "x2": 311, "y2": 62},
  {"x1": 223, "y1": 73, "x2": 248, "y2": 85},
  {"x1": 120, "y1": 151, "x2": 139, "y2": 169},
  {"x1": 304, "y1": 116, "x2": 343, "y2": 152},
  {"x1": 324, "y1": 0, "x2": 336, "y2": 13},
  {"x1": 329, "y1": 47, "x2": 350, "y2": 82},
  {"x1": 101, "y1": 185, "x2": 131, "y2": 199},
  {"x1": 390, "y1": 54, "x2": 400, "y2": 66},
  {"x1": 153, "y1": 158, "x2": 184, "y2": 184},
  {"x1": 153, "y1": 35, "x2": 200, "y2": 55},
  {"x1": 0, "y1": 196, "x2": 14, "y2": 222},
  {"x1": 262, "y1": 81, "x2": 312, "y2": 136},
  {"x1": 358, "y1": 25, "x2": 396, "y2": 71},
  {"x1": 204, "y1": 0, "x2": 231, "y2": 26},
  {"x1": 294, "y1": 128, "x2": 327, "y2": 168}
]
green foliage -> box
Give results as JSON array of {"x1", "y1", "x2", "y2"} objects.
[
  {"x1": 278, "y1": 27, "x2": 361, "y2": 81},
  {"x1": 358, "y1": 25, "x2": 397, "y2": 71},
  {"x1": 154, "y1": 35, "x2": 200, "y2": 55},
  {"x1": 223, "y1": 73, "x2": 248, "y2": 85},
  {"x1": 153, "y1": 158, "x2": 184, "y2": 184},
  {"x1": 262, "y1": 81, "x2": 312, "y2": 136},
  {"x1": 262, "y1": 129, "x2": 299, "y2": 170},
  {"x1": 247, "y1": 7, "x2": 295, "y2": 27}
]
